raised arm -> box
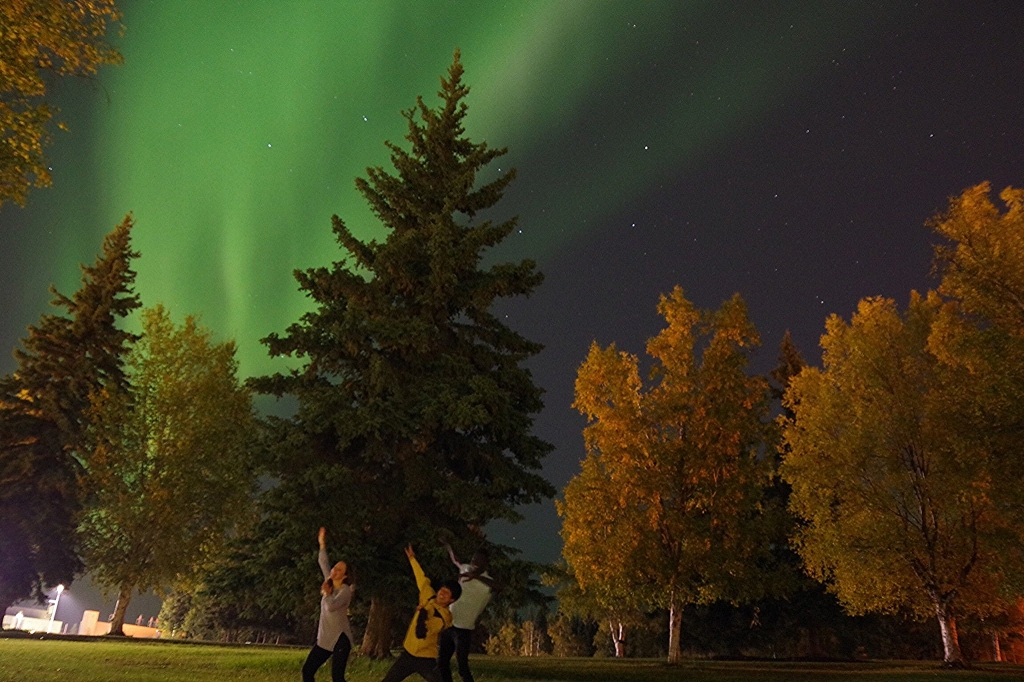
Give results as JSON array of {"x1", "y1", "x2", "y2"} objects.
[
  {"x1": 317, "y1": 527, "x2": 331, "y2": 579},
  {"x1": 405, "y1": 544, "x2": 435, "y2": 605},
  {"x1": 445, "y1": 543, "x2": 460, "y2": 567}
]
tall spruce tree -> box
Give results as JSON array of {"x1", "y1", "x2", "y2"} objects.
[
  {"x1": 0, "y1": 215, "x2": 140, "y2": 617},
  {"x1": 249, "y1": 52, "x2": 553, "y2": 655}
]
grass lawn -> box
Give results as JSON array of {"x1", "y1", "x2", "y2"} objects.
[{"x1": 1, "y1": 635, "x2": 1022, "y2": 682}]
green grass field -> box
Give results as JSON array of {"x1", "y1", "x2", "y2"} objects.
[{"x1": 1, "y1": 636, "x2": 1022, "y2": 682}]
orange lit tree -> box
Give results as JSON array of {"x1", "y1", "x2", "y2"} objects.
[
  {"x1": 561, "y1": 288, "x2": 779, "y2": 664},
  {"x1": 781, "y1": 185, "x2": 1024, "y2": 668},
  {"x1": 929, "y1": 183, "x2": 1024, "y2": 539},
  {"x1": 0, "y1": 0, "x2": 122, "y2": 207},
  {"x1": 781, "y1": 292, "x2": 1021, "y2": 667}
]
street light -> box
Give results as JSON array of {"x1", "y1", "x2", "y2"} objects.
[{"x1": 47, "y1": 585, "x2": 64, "y2": 634}]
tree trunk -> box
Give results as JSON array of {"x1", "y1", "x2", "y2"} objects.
[
  {"x1": 934, "y1": 598, "x2": 966, "y2": 668},
  {"x1": 108, "y1": 584, "x2": 133, "y2": 636},
  {"x1": 992, "y1": 632, "x2": 1002, "y2": 662},
  {"x1": 360, "y1": 596, "x2": 400, "y2": 659},
  {"x1": 667, "y1": 594, "x2": 682, "y2": 664},
  {"x1": 609, "y1": 619, "x2": 626, "y2": 658}
]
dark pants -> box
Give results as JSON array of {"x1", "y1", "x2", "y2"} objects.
[
  {"x1": 380, "y1": 650, "x2": 441, "y2": 682},
  {"x1": 437, "y1": 627, "x2": 475, "y2": 682},
  {"x1": 302, "y1": 632, "x2": 351, "y2": 682}
]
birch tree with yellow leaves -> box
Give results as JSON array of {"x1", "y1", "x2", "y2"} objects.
[
  {"x1": 779, "y1": 184, "x2": 1024, "y2": 668},
  {"x1": 80, "y1": 305, "x2": 256, "y2": 635},
  {"x1": 781, "y1": 291, "x2": 1022, "y2": 668},
  {"x1": 1, "y1": 0, "x2": 123, "y2": 207},
  {"x1": 560, "y1": 287, "x2": 779, "y2": 663},
  {"x1": 929, "y1": 183, "x2": 1024, "y2": 538}
]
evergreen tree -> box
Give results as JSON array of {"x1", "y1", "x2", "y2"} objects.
[
  {"x1": 248, "y1": 51, "x2": 553, "y2": 656},
  {"x1": 0, "y1": 404, "x2": 69, "y2": 620},
  {"x1": 769, "y1": 331, "x2": 805, "y2": 416},
  {"x1": 0, "y1": 215, "x2": 140, "y2": 618},
  {"x1": 756, "y1": 331, "x2": 849, "y2": 659},
  {"x1": 12, "y1": 215, "x2": 141, "y2": 447}
]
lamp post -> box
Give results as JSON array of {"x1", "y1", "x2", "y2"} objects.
[{"x1": 47, "y1": 584, "x2": 64, "y2": 634}]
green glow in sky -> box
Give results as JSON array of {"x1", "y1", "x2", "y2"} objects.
[{"x1": 43, "y1": 1, "x2": 884, "y2": 377}]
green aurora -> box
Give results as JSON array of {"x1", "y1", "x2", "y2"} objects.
[{"x1": 4, "y1": 1, "x2": 896, "y2": 378}]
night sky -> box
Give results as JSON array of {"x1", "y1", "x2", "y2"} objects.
[{"x1": 3, "y1": 1, "x2": 1024, "y2": 621}]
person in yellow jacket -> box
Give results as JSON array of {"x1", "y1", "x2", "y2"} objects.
[{"x1": 380, "y1": 544, "x2": 463, "y2": 682}]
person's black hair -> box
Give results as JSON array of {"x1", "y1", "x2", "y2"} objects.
[
  {"x1": 442, "y1": 579, "x2": 462, "y2": 602},
  {"x1": 415, "y1": 608, "x2": 429, "y2": 638}
]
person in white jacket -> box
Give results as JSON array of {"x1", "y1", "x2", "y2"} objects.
[
  {"x1": 302, "y1": 526, "x2": 354, "y2": 682},
  {"x1": 438, "y1": 545, "x2": 497, "y2": 682}
]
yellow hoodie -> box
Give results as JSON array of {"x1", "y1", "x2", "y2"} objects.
[{"x1": 401, "y1": 555, "x2": 453, "y2": 658}]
